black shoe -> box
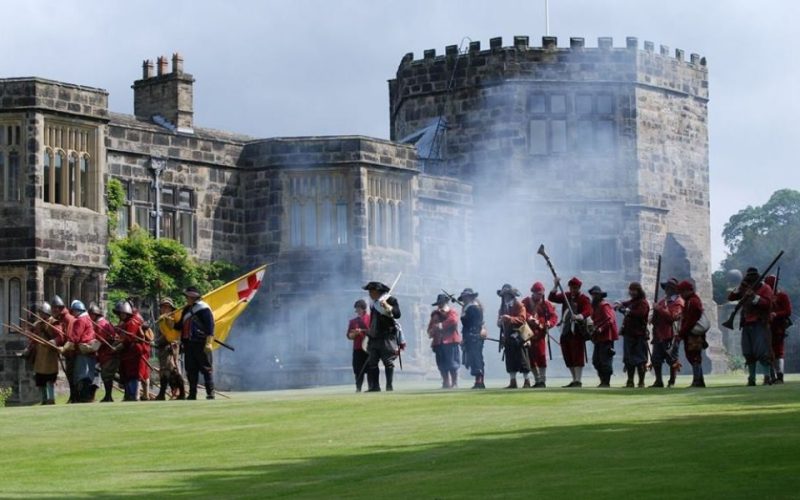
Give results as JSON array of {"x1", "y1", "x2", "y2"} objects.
[
  {"x1": 505, "y1": 380, "x2": 518, "y2": 389},
  {"x1": 597, "y1": 382, "x2": 610, "y2": 388},
  {"x1": 563, "y1": 381, "x2": 576, "y2": 388},
  {"x1": 747, "y1": 379, "x2": 756, "y2": 387},
  {"x1": 100, "y1": 396, "x2": 113, "y2": 403},
  {"x1": 625, "y1": 380, "x2": 635, "y2": 388},
  {"x1": 206, "y1": 394, "x2": 215, "y2": 400},
  {"x1": 367, "y1": 387, "x2": 381, "y2": 392},
  {"x1": 650, "y1": 381, "x2": 664, "y2": 388},
  {"x1": 762, "y1": 376, "x2": 773, "y2": 386},
  {"x1": 187, "y1": 395, "x2": 197, "y2": 400},
  {"x1": 386, "y1": 385, "x2": 393, "y2": 392},
  {"x1": 776, "y1": 373, "x2": 785, "y2": 384},
  {"x1": 522, "y1": 379, "x2": 531, "y2": 388},
  {"x1": 532, "y1": 382, "x2": 546, "y2": 388}
]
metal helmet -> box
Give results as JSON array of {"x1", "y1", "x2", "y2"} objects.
[
  {"x1": 70, "y1": 300, "x2": 86, "y2": 313},
  {"x1": 726, "y1": 269, "x2": 743, "y2": 287},
  {"x1": 88, "y1": 302, "x2": 103, "y2": 316},
  {"x1": 113, "y1": 300, "x2": 133, "y2": 316},
  {"x1": 51, "y1": 295, "x2": 65, "y2": 308},
  {"x1": 39, "y1": 301, "x2": 52, "y2": 317}
]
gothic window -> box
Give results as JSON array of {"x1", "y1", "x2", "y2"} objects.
[
  {"x1": 366, "y1": 173, "x2": 411, "y2": 250},
  {"x1": 42, "y1": 123, "x2": 97, "y2": 209},
  {"x1": 528, "y1": 93, "x2": 616, "y2": 156},
  {"x1": 0, "y1": 277, "x2": 22, "y2": 334},
  {"x1": 286, "y1": 172, "x2": 350, "y2": 249},
  {"x1": 0, "y1": 123, "x2": 22, "y2": 202}
]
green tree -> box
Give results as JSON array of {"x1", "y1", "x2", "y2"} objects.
[
  {"x1": 106, "y1": 227, "x2": 239, "y2": 314},
  {"x1": 715, "y1": 189, "x2": 800, "y2": 305},
  {"x1": 106, "y1": 178, "x2": 126, "y2": 234}
]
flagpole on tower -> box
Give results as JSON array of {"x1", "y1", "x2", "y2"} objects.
[{"x1": 545, "y1": 0, "x2": 550, "y2": 36}]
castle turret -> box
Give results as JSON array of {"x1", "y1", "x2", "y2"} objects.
[{"x1": 132, "y1": 53, "x2": 194, "y2": 133}]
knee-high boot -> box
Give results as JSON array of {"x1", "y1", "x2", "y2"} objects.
[{"x1": 385, "y1": 367, "x2": 394, "y2": 392}]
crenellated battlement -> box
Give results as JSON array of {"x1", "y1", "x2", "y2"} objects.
[{"x1": 399, "y1": 35, "x2": 707, "y2": 69}]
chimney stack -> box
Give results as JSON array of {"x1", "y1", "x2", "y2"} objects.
[{"x1": 132, "y1": 52, "x2": 195, "y2": 133}]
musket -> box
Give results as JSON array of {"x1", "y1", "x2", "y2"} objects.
[
  {"x1": 645, "y1": 254, "x2": 662, "y2": 371},
  {"x1": 213, "y1": 338, "x2": 235, "y2": 352},
  {"x1": 537, "y1": 244, "x2": 587, "y2": 363},
  {"x1": 542, "y1": 302, "x2": 553, "y2": 360},
  {"x1": 5, "y1": 323, "x2": 60, "y2": 351},
  {"x1": 486, "y1": 333, "x2": 561, "y2": 346},
  {"x1": 721, "y1": 250, "x2": 784, "y2": 330},
  {"x1": 389, "y1": 272, "x2": 403, "y2": 370},
  {"x1": 442, "y1": 289, "x2": 464, "y2": 307},
  {"x1": 775, "y1": 266, "x2": 781, "y2": 293},
  {"x1": 90, "y1": 318, "x2": 152, "y2": 345},
  {"x1": 23, "y1": 308, "x2": 66, "y2": 339}
]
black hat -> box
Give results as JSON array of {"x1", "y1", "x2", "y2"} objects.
[
  {"x1": 458, "y1": 288, "x2": 479, "y2": 301},
  {"x1": 362, "y1": 281, "x2": 390, "y2": 293},
  {"x1": 660, "y1": 277, "x2": 679, "y2": 290},
  {"x1": 496, "y1": 284, "x2": 520, "y2": 297},
  {"x1": 744, "y1": 267, "x2": 759, "y2": 281},
  {"x1": 432, "y1": 294, "x2": 450, "y2": 306},
  {"x1": 184, "y1": 286, "x2": 202, "y2": 298},
  {"x1": 587, "y1": 285, "x2": 607, "y2": 298}
]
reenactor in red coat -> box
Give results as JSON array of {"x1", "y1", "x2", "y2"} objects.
[
  {"x1": 522, "y1": 282, "x2": 557, "y2": 388},
  {"x1": 765, "y1": 275, "x2": 792, "y2": 384},
  {"x1": 428, "y1": 294, "x2": 462, "y2": 389},
  {"x1": 51, "y1": 295, "x2": 78, "y2": 402},
  {"x1": 650, "y1": 278, "x2": 684, "y2": 388},
  {"x1": 64, "y1": 300, "x2": 100, "y2": 403},
  {"x1": 615, "y1": 282, "x2": 650, "y2": 388},
  {"x1": 115, "y1": 300, "x2": 147, "y2": 401},
  {"x1": 346, "y1": 299, "x2": 371, "y2": 392},
  {"x1": 90, "y1": 303, "x2": 120, "y2": 402},
  {"x1": 549, "y1": 277, "x2": 593, "y2": 388},
  {"x1": 677, "y1": 280, "x2": 706, "y2": 388},
  {"x1": 588, "y1": 286, "x2": 618, "y2": 387},
  {"x1": 728, "y1": 267, "x2": 774, "y2": 386},
  {"x1": 497, "y1": 284, "x2": 530, "y2": 388}
]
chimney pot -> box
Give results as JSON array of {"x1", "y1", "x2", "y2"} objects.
[
  {"x1": 598, "y1": 37, "x2": 613, "y2": 49},
  {"x1": 172, "y1": 53, "x2": 184, "y2": 75},
  {"x1": 570, "y1": 37, "x2": 585, "y2": 49},
  {"x1": 542, "y1": 36, "x2": 557, "y2": 49},
  {"x1": 156, "y1": 56, "x2": 168, "y2": 76},
  {"x1": 626, "y1": 37, "x2": 638, "y2": 50},
  {"x1": 142, "y1": 59, "x2": 154, "y2": 79},
  {"x1": 489, "y1": 37, "x2": 503, "y2": 50}
]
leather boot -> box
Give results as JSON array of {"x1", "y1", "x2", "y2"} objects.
[
  {"x1": 667, "y1": 368, "x2": 677, "y2": 388},
  {"x1": 777, "y1": 372, "x2": 784, "y2": 384},
  {"x1": 366, "y1": 369, "x2": 380, "y2": 392},
  {"x1": 156, "y1": 378, "x2": 167, "y2": 400},
  {"x1": 101, "y1": 381, "x2": 114, "y2": 402},
  {"x1": 637, "y1": 365, "x2": 646, "y2": 388},
  {"x1": 505, "y1": 378, "x2": 518, "y2": 389},
  {"x1": 441, "y1": 370, "x2": 450, "y2": 389},
  {"x1": 385, "y1": 367, "x2": 394, "y2": 391},
  {"x1": 625, "y1": 368, "x2": 635, "y2": 388}
]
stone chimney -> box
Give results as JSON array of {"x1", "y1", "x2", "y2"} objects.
[{"x1": 132, "y1": 52, "x2": 194, "y2": 133}]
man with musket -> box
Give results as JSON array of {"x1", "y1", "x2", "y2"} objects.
[
  {"x1": 522, "y1": 282, "x2": 557, "y2": 388},
  {"x1": 89, "y1": 303, "x2": 120, "y2": 402},
  {"x1": 363, "y1": 281, "x2": 402, "y2": 392},
  {"x1": 346, "y1": 299, "x2": 371, "y2": 392},
  {"x1": 497, "y1": 284, "x2": 530, "y2": 389},
  {"x1": 616, "y1": 282, "x2": 650, "y2": 388},
  {"x1": 651, "y1": 277, "x2": 684, "y2": 388},
  {"x1": 728, "y1": 268, "x2": 774, "y2": 386},
  {"x1": 155, "y1": 298, "x2": 186, "y2": 400},
  {"x1": 677, "y1": 280, "x2": 707, "y2": 387},
  {"x1": 459, "y1": 288, "x2": 486, "y2": 389},
  {"x1": 62, "y1": 300, "x2": 100, "y2": 403},
  {"x1": 549, "y1": 277, "x2": 593, "y2": 388},
  {"x1": 115, "y1": 300, "x2": 146, "y2": 401},
  {"x1": 173, "y1": 286, "x2": 216, "y2": 399},
  {"x1": 428, "y1": 294, "x2": 462, "y2": 389},
  {"x1": 764, "y1": 275, "x2": 791, "y2": 384},
  {"x1": 19, "y1": 302, "x2": 59, "y2": 404},
  {"x1": 588, "y1": 286, "x2": 618, "y2": 387},
  {"x1": 51, "y1": 295, "x2": 77, "y2": 402}
]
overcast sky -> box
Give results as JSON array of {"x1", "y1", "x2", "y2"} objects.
[{"x1": 2, "y1": 0, "x2": 797, "y2": 268}]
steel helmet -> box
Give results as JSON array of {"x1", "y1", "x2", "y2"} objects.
[
  {"x1": 113, "y1": 300, "x2": 133, "y2": 316},
  {"x1": 70, "y1": 300, "x2": 86, "y2": 313}
]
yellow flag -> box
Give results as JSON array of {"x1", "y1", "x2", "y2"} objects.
[{"x1": 159, "y1": 264, "x2": 267, "y2": 349}]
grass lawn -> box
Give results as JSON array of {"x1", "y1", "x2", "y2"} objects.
[{"x1": 1, "y1": 374, "x2": 799, "y2": 499}]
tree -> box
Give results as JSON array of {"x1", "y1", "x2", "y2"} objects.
[
  {"x1": 715, "y1": 189, "x2": 800, "y2": 305},
  {"x1": 106, "y1": 227, "x2": 239, "y2": 313}
]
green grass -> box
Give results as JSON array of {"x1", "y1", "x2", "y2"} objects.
[{"x1": 1, "y1": 375, "x2": 799, "y2": 499}]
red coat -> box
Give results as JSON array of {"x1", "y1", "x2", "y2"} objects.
[
  {"x1": 652, "y1": 295, "x2": 684, "y2": 342},
  {"x1": 347, "y1": 314, "x2": 370, "y2": 351},
  {"x1": 56, "y1": 311, "x2": 76, "y2": 346},
  {"x1": 428, "y1": 308, "x2": 461, "y2": 346},
  {"x1": 118, "y1": 315, "x2": 147, "y2": 382},
  {"x1": 498, "y1": 299, "x2": 527, "y2": 333},
  {"x1": 679, "y1": 293, "x2": 704, "y2": 339},
  {"x1": 94, "y1": 317, "x2": 118, "y2": 365},
  {"x1": 770, "y1": 291, "x2": 792, "y2": 336},
  {"x1": 728, "y1": 282, "x2": 773, "y2": 325},
  {"x1": 70, "y1": 313, "x2": 96, "y2": 345},
  {"x1": 591, "y1": 301, "x2": 619, "y2": 343},
  {"x1": 522, "y1": 297, "x2": 557, "y2": 367},
  {"x1": 619, "y1": 298, "x2": 649, "y2": 337},
  {"x1": 548, "y1": 291, "x2": 593, "y2": 318}
]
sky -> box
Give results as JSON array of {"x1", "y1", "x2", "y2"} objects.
[{"x1": 2, "y1": 0, "x2": 797, "y2": 268}]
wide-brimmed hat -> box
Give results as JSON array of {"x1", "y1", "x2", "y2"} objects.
[
  {"x1": 362, "y1": 281, "x2": 390, "y2": 293},
  {"x1": 159, "y1": 297, "x2": 176, "y2": 309},
  {"x1": 458, "y1": 288, "x2": 479, "y2": 301},
  {"x1": 587, "y1": 285, "x2": 607, "y2": 298},
  {"x1": 432, "y1": 294, "x2": 450, "y2": 306},
  {"x1": 660, "y1": 277, "x2": 679, "y2": 290},
  {"x1": 184, "y1": 286, "x2": 202, "y2": 298},
  {"x1": 496, "y1": 284, "x2": 520, "y2": 297}
]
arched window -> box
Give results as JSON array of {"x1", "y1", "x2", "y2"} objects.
[
  {"x1": 80, "y1": 155, "x2": 89, "y2": 208},
  {"x1": 43, "y1": 149, "x2": 52, "y2": 202},
  {"x1": 9, "y1": 278, "x2": 21, "y2": 330},
  {"x1": 368, "y1": 198, "x2": 376, "y2": 246},
  {"x1": 68, "y1": 153, "x2": 77, "y2": 206},
  {"x1": 376, "y1": 200, "x2": 384, "y2": 247},
  {"x1": 7, "y1": 151, "x2": 19, "y2": 201},
  {"x1": 54, "y1": 151, "x2": 64, "y2": 204}
]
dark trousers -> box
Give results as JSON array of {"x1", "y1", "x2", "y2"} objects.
[
  {"x1": 352, "y1": 349, "x2": 371, "y2": 391},
  {"x1": 184, "y1": 342, "x2": 214, "y2": 398},
  {"x1": 592, "y1": 341, "x2": 615, "y2": 380},
  {"x1": 64, "y1": 356, "x2": 76, "y2": 403},
  {"x1": 463, "y1": 340, "x2": 485, "y2": 376},
  {"x1": 366, "y1": 339, "x2": 397, "y2": 391}
]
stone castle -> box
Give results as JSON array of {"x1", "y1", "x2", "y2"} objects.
[{"x1": 0, "y1": 36, "x2": 716, "y2": 402}]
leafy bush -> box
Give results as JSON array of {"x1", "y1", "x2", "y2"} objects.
[{"x1": 0, "y1": 386, "x2": 13, "y2": 407}]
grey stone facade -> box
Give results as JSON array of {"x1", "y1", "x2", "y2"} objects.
[{"x1": 0, "y1": 36, "x2": 717, "y2": 402}]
